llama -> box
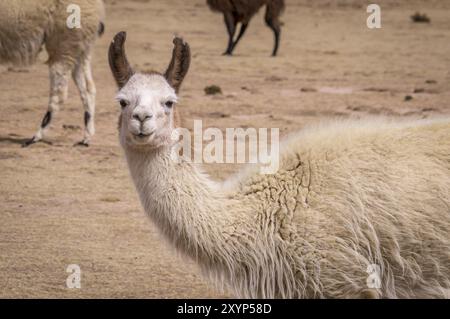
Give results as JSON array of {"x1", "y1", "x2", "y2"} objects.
[
  {"x1": 0, "y1": 0, "x2": 105, "y2": 146},
  {"x1": 206, "y1": 0, "x2": 285, "y2": 56},
  {"x1": 109, "y1": 32, "x2": 450, "y2": 298}
]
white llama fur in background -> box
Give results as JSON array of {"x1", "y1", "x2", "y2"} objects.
[{"x1": 0, "y1": 0, "x2": 105, "y2": 146}]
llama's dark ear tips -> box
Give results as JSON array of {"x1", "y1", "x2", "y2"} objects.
[
  {"x1": 112, "y1": 31, "x2": 127, "y2": 45},
  {"x1": 173, "y1": 36, "x2": 187, "y2": 46},
  {"x1": 165, "y1": 36, "x2": 190, "y2": 93},
  {"x1": 109, "y1": 31, "x2": 133, "y2": 88}
]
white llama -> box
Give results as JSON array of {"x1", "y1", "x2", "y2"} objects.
[
  {"x1": 108, "y1": 32, "x2": 450, "y2": 299},
  {"x1": 0, "y1": 0, "x2": 105, "y2": 146}
]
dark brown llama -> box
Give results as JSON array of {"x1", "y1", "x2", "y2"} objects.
[{"x1": 207, "y1": 0, "x2": 285, "y2": 56}]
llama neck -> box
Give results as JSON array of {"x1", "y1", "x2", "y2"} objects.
[{"x1": 124, "y1": 145, "x2": 234, "y2": 261}]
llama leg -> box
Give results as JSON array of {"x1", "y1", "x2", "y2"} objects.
[
  {"x1": 23, "y1": 62, "x2": 70, "y2": 147},
  {"x1": 229, "y1": 22, "x2": 249, "y2": 53},
  {"x1": 223, "y1": 12, "x2": 237, "y2": 55},
  {"x1": 265, "y1": 6, "x2": 281, "y2": 56},
  {"x1": 83, "y1": 56, "x2": 96, "y2": 145},
  {"x1": 72, "y1": 55, "x2": 96, "y2": 147}
]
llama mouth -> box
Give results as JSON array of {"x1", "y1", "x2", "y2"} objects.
[{"x1": 133, "y1": 132, "x2": 154, "y2": 138}]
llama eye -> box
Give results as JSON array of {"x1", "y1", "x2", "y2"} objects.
[
  {"x1": 165, "y1": 101, "x2": 174, "y2": 108},
  {"x1": 119, "y1": 100, "x2": 128, "y2": 109}
]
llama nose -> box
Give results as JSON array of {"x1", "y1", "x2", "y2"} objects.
[{"x1": 133, "y1": 111, "x2": 153, "y2": 122}]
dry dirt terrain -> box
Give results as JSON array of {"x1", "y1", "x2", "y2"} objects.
[{"x1": 1, "y1": 0, "x2": 449, "y2": 298}]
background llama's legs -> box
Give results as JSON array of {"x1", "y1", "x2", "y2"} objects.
[
  {"x1": 223, "y1": 12, "x2": 237, "y2": 55},
  {"x1": 265, "y1": 3, "x2": 282, "y2": 56},
  {"x1": 23, "y1": 62, "x2": 70, "y2": 147},
  {"x1": 72, "y1": 54, "x2": 96, "y2": 147},
  {"x1": 228, "y1": 22, "x2": 249, "y2": 54}
]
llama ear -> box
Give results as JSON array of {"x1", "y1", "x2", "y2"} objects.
[
  {"x1": 164, "y1": 37, "x2": 191, "y2": 93},
  {"x1": 109, "y1": 31, "x2": 134, "y2": 89}
]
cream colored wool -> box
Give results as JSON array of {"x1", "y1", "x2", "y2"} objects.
[{"x1": 126, "y1": 119, "x2": 450, "y2": 299}]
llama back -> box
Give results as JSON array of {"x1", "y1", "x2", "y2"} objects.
[
  {"x1": 311, "y1": 119, "x2": 449, "y2": 298},
  {"x1": 0, "y1": 0, "x2": 54, "y2": 66},
  {"x1": 206, "y1": 0, "x2": 233, "y2": 13},
  {"x1": 235, "y1": 118, "x2": 450, "y2": 298},
  {"x1": 45, "y1": 0, "x2": 105, "y2": 66},
  {"x1": 0, "y1": 0, "x2": 105, "y2": 67},
  {"x1": 206, "y1": 0, "x2": 283, "y2": 17},
  {"x1": 289, "y1": 119, "x2": 450, "y2": 298}
]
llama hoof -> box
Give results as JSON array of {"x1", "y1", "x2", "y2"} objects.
[
  {"x1": 74, "y1": 140, "x2": 89, "y2": 147},
  {"x1": 222, "y1": 51, "x2": 232, "y2": 56},
  {"x1": 22, "y1": 137, "x2": 37, "y2": 148}
]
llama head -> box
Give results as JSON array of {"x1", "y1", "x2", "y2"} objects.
[{"x1": 108, "y1": 32, "x2": 190, "y2": 150}]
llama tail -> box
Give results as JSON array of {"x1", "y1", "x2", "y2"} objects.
[
  {"x1": 96, "y1": 0, "x2": 106, "y2": 37},
  {"x1": 98, "y1": 22, "x2": 105, "y2": 37}
]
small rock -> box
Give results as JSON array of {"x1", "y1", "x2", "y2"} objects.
[
  {"x1": 411, "y1": 12, "x2": 430, "y2": 23},
  {"x1": 300, "y1": 87, "x2": 317, "y2": 92},
  {"x1": 265, "y1": 75, "x2": 285, "y2": 82},
  {"x1": 100, "y1": 197, "x2": 121, "y2": 203},
  {"x1": 404, "y1": 95, "x2": 413, "y2": 101},
  {"x1": 362, "y1": 87, "x2": 389, "y2": 93},
  {"x1": 347, "y1": 105, "x2": 362, "y2": 111},
  {"x1": 208, "y1": 112, "x2": 229, "y2": 118},
  {"x1": 204, "y1": 85, "x2": 222, "y2": 95},
  {"x1": 62, "y1": 124, "x2": 81, "y2": 130}
]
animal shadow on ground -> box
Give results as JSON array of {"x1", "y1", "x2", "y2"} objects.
[{"x1": 0, "y1": 135, "x2": 52, "y2": 146}]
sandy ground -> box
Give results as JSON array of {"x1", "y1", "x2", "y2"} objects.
[{"x1": 1, "y1": 0, "x2": 449, "y2": 298}]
